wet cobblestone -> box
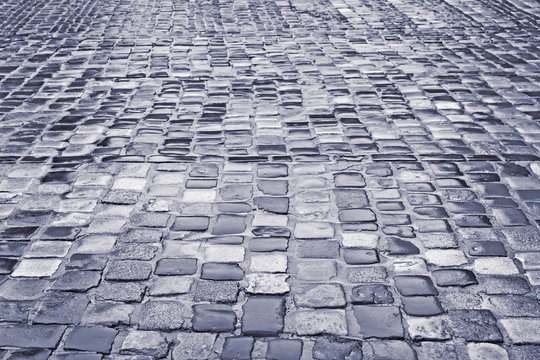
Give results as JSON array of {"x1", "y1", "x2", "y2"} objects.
[{"x1": 0, "y1": 0, "x2": 539, "y2": 358}]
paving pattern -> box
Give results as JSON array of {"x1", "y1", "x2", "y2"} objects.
[{"x1": 0, "y1": 0, "x2": 540, "y2": 358}]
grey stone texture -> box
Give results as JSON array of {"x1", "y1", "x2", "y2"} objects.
[{"x1": 0, "y1": 0, "x2": 538, "y2": 357}]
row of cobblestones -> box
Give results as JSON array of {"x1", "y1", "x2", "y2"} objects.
[{"x1": 0, "y1": 0, "x2": 539, "y2": 359}]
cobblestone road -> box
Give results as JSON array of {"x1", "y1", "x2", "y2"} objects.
[{"x1": 0, "y1": 0, "x2": 539, "y2": 358}]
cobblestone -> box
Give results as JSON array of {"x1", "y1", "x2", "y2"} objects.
[{"x1": 0, "y1": 0, "x2": 539, "y2": 357}]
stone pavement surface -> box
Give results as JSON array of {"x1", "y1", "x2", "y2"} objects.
[{"x1": 0, "y1": 0, "x2": 539, "y2": 358}]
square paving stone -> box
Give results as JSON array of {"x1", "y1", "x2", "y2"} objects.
[
  {"x1": 211, "y1": 214, "x2": 247, "y2": 235},
  {"x1": 242, "y1": 296, "x2": 285, "y2": 336},
  {"x1": 66, "y1": 254, "x2": 107, "y2": 270},
  {"x1": 64, "y1": 326, "x2": 118, "y2": 353},
  {"x1": 51, "y1": 270, "x2": 101, "y2": 291},
  {"x1": 76, "y1": 235, "x2": 116, "y2": 254},
  {"x1": 478, "y1": 275, "x2": 530, "y2": 295},
  {"x1": 296, "y1": 261, "x2": 337, "y2": 281},
  {"x1": 11, "y1": 259, "x2": 62, "y2": 277},
  {"x1": 394, "y1": 276, "x2": 438, "y2": 295},
  {"x1": 42, "y1": 226, "x2": 80, "y2": 240},
  {"x1": 105, "y1": 260, "x2": 152, "y2": 281},
  {"x1": 171, "y1": 216, "x2": 209, "y2": 231},
  {"x1": 287, "y1": 309, "x2": 348, "y2": 336},
  {"x1": 33, "y1": 292, "x2": 90, "y2": 325},
  {"x1": 294, "y1": 283, "x2": 346, "y2": 308},
  {"x1": 110, "y1": 242, "x2": 159, "y2": 261},
  {"x1": 253, "y1": 196, "x2": 289, "y2": 214},
  {"x1": 342, "y1": 232, "x2": 379, "y2": 248},
  {"x1": 467, "y1": 343, "x2": 508, "y2": 360},
  {"x1": 0, "y1": 227, "x2": 38, "y2": 240},
  {"x1": 338, "y1": 209, "x2": 376, "y2": 222},
  {"x1": 508, "y1": 345, "x2": 540, "y2": 360},
  {"x1": 0, "y1": 258, "x2": 17, "y2": 274},
  {"x1": 334, "y1": 189, "x2": 370, "y2": 208},
  {"x1": 249, "y1": 237, "x2": 289, "y2": 252},
  {"x1": 362, "y1": 340, "x2": 416, "y2": 360},
  {"x1": 252, "y1": 226, "x2": 291, "y2": 237},
  {"x1": 94, "y1": 282, "x2": 146, "y2": 302},
  {"x1": 502, "y1": 227, "x2": 540, "y2": 251},
  {"x1": 0, "y1": 324, "x2": 66, "y2": 348},
  {"x1": 407, "y1": 317, "x2": 451, "y2": 341},
  {"x1": 252, "y1": 213, "x2": 288, "y2": 227},
  {"x1": 312, "y1": 336, "x2": 362, "y2": 360},
  {"x1": 81, "y1": 302, "x2": 134, "y2": 326},
  {"x1": 201, "y1": 263, "x2": 244, "y2": 281},
  {"x1": 172, "y1": 332, "x2": 216, "y2": 360},
  {"x1": 343, "y1": 248, "x2": 379, "y2": 264},
  {"x1": 334, "y1": 172, "x2": 366, "y2": 187},
  {"x1": 217, "y1": 202, "x2": 252, "y2": 213},
  {"x1": 257, "y1": 180, "x2": 289, "y2": 195},
  {"x1": 0, "y1": 300, "x2": 34, "y2": 322},
  {"x1": 4, "y1": 348, "x2": 50, "y2": 360},
  {"x1": 384, "y1": 237, "x2": 419, "y2": 255},
  {"x1": 182, "y1": 189, "x2": 216, "y2": 202},
  {"x1": 220, "y1": 184, "x2": 253, "y2": 201},
  {"x1": 500, "y1": 319, "x2": 540, "y2": 344},
  {"x1": 296, "y1": 240, "x2": 339, "y2": 258},
  {"x1": 193, "y1": 280, "x2": 238, "y2": 303},
  {"x1": 351, "y1": 285, "x2": 394, "y2": 304},
  {"x1": 119, "y1": 228, "x2": 163, "y2": 243},
  {"x1": 432, "y1": 269, "x2": 478, "y2": 287},
  {"x1": 0, "y1": 242, "x2": 26, "y2": 257},
  {"x1": 131, "y1": 212, "x2": 170, "y2": 227},
  {"x1": 447, "y1": 310, "x2": 503, "y2": 342},
  {"x1": 493, "y1": 208, "x2": 529, "y2": 226},
  {"x1": 353, "y1": 306, "x2": 404, "y2": 339},
  {"x1": 7, "y1": 210, "x2": 51, "y2": 226},
  {"x1": 149, "y1": 277, "x2": 193, "y2": 296},
  {"x1": 246, "y1": 273, "x2": 290, "y2": 294},
  {"x1": 102, "y1": 190, "x2": 140, "y2": 205},
  {"x1": 250, "y1": 253, "x2": 288, "y2": 273},
  {"x1": 486, "y1": 295, "x2": 540, "y2": 317},
  {"x1": 190, "y1": 164, "x2": 219, "y2": 177},
  {"x1": 346, "y1": 266, "x2": 387, "y2": 283},
  {"x1": 266, "y1": 339, "x2": 303, "y2": 360},
  {"x1": 222, "y1": 337, "x2": 254, "y2": 360},
  {"x1": 454, "y1": 215, "x2": 492, "y2": 228},
  {"x1": 137, "y1": 300, "x2": 190, "y2": 330},
  {"x1": 0, "y1": 279, "x2": 50, "y2": 300},
  {"x1": 121, "y1": 330, "x2": 169, "y2": 358},
  {"x1": 257, "y1": 164, "x2": 288, "y2": 178},
  {"x1": 294, "y1": 222, "x2": 334, "y2": 239},
  {"x1": 185, "y1": 179, "x2": 218, "y2": 189},
  {"x1": 192, "y1": 304, "x2": 236, "y2": 332},
  {"x1": 87, "y1": 218, "x2": 127, "y2": 234},
  {"x1": 473, "y1": 258, "x2": 519, "y2": 275},
  {"x1": 401, "y1": 296, "x2": 444, "y2": 316},
  {"x1": 205, "y1": 245, "x2": 245, "y2": 263},
  {"x1": 155, "y1": 258, "x2": 197, "y2": 275}
]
